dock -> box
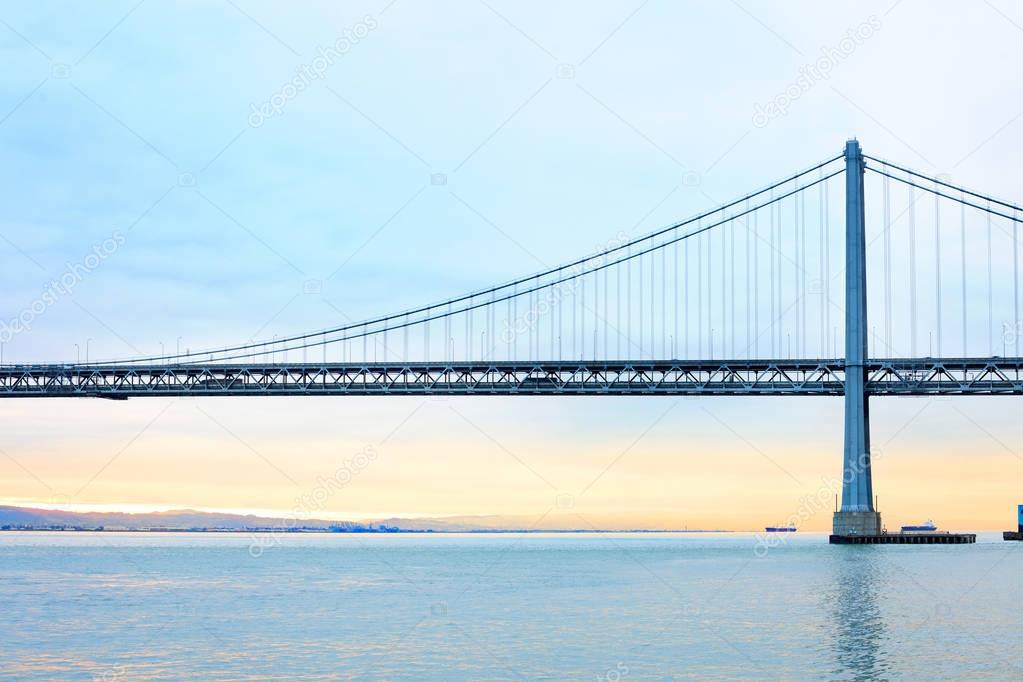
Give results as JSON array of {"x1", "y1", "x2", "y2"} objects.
[
  {"x1": 830, "y1": 532, "x2": 975, "y2": 545},
  {"x1": 1003, "y1": 531, "x2": 1022, "y2": 541}
]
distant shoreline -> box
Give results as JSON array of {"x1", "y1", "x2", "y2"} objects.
[
  {"x1": 1, "y1": 527, "x2": 736, "y2": 531},
  {"x1": 0, "y1": 505, "x2": 742, "y2": 533}
]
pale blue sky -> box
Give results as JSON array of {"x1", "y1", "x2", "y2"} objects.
[{"x1": 1, "y1": 1, "x2": 1022, "y2": 527}]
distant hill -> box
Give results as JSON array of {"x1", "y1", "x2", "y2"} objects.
[
  {"x1": 0, "y1": 506, "x2": 546, "y2": 532},
  {"x1": 0, "y1": 505, "x2": 720, "y2": 532},
  {"x1": 0, "y1": 506, "x2": 358, "y2": 531}
]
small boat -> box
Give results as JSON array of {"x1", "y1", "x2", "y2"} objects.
[
  {"x1": 764, "y1": 526, "x2": 797, "y2": 532},
  {"x1": 900, "y1": 519, "x2": 937, "y2": 533}
]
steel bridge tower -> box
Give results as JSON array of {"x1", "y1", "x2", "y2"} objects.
[{"x1": 833, "y1": 139, "x2": 882, "y2": 536}]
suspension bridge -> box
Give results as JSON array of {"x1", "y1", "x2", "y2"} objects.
[{"x1": 1, "y1": 138, "x2": 1020, "y2": 536}]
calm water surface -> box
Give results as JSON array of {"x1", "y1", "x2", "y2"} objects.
[{"x1": 1, "y1": 531, "x2": 1020, "y2": 680}]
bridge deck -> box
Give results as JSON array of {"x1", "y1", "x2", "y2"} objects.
[{"x1": 1, "y1": 358, "x2": 1021, "y2": 398}]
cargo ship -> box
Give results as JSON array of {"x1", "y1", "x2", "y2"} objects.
[
  {"x1": 764, "y1": 526, "x2": 797, "y2": 532},
  {"x1": 900, "y1": 520, "x2": 937, "y2": 532}
]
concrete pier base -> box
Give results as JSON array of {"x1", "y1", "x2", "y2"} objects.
[{"x1": 832, "y1": 511, "x2": 882, "y2": 536}]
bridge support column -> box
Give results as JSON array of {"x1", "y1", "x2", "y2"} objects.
[{"x1": 833, "y1": 139, "x2": 881, "y2": 537}]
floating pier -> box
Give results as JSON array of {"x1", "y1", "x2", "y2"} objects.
[{"x1": 830, "y1": 532, "x2": 975, "y2": 545}]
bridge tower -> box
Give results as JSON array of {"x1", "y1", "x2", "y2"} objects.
[{"x1": 833, "y1": 139, "x2": 882, "y2": 536}]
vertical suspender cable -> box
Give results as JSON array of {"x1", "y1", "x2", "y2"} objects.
[
  {"x1": 638, "y1": 244, "x2": 643, "y2": 358},
  {"x1": 557, "y1": 280, "x2": 562, "y2": 361},
  {"x1": 574, "y1": 278, "x2": 579, "y2": 362},
  {"x1": 1015, "y1": 205, "x2": 1020, "y2": 357},
  {"x1": 627, "y1": 245, "x2": 632, "y2": 359},
  {"x1": 579, "y1": 276, "x2": 584, "y2": 361},
  {"x1": 961, "y1": 198, "x2": 967, "y2": 355},
  {"x1": 801, "y1": 190, "x2": 807, "y2": 356},
  {"x1": 753, "y1": 205, "x2": 758, "y2": 357},
  {"x1": 721, "y1": 219, "x2": 726, "y2": 358},
  {"x1": 536, "y1": 276, "x2": 541, "y2": 360},
  {"x1": 509, "y1": 285, "x2": 515, "y2": 360},
  {"x1": 616, "y1": 259, "x2": 621, "y2": 360},
  {"x1": 770, "y1": 190, "x2": 776, "y2": 357},
  {"x1": 444, "y1": 304, "x2": 450, "y2": 362},
  {"x1": 731, "y1": 216, "x2": 736, "y2": 358},
  {"x1": 801, "y1": 190, "x2": 806, "y2": 356},
  {"x1": 698, "y1": 230, "x2": 703, "y2": 357},
  {"x1": 883, "y1": 169, "x2": 892, "y2": 355},
  {"x1": 651, "y1": 246, "x2": 656, "y2": 359},
  {"x1": 824, "y1": 180, "x2": 831, "y2": 357},
  {"x1": 799, "y1": 189, "x2": 805, "y2": 356},
  {"x1": 818, "y1": 170, "x2": 825, "y2": 357},
  {"x1": 686, "y1": 236, "x2": 690, "y2": 358},
  {"x1": 800, "y1": 190, "x2": 806, "y2": 357},
  {"x1": 591, "y1": 270, "x2": 597, "y2": 361},
  {"x1": 794, "y1": 187, "x2": 801, "y2": 357},
  {"x1": 909, "y1": 185, "x2": 917, "y2": 356},
  {"x1": 674, "y1": 228, "x2": 679, "y2": 358},
  {"x1": 531, "y1": 280, "x2": 540, "y2": 361},
  {"x1": 708, "y1": 225, "x2": 713, "y2": 357},
  {"x1": 549, "y1": 284, "x2": 554, "y2": 361},
  {"x1": 585, "y1": 272, "x2": 591, "y2": 362},
  {"x1": 987, "y1": 202, "x2": 994, "y2": 354},
  {"x1": 934, "y1": 186, "x2": 942, "y2": 357},
  {"x1": 746, "y1": 201, "x2": 752, "y2": 358},
  {"x1": 662, "y1": 241, "x2": 667, "y2": 358},
  {"x1": 603, "y1": 262, "x2": 608, "y2": 360},
  {"x1": 777, "y1": 198, "x2": 783, "y2": 354},
  {"x1": 592, "y1": 269, "x2": 597, "y2": 360}
]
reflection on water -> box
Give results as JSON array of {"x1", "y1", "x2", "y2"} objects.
[
  {"x1": 827, "y1": 547, "x2": 891, "y2": 681},
  {"x1": 0, "y1": 531, "x2": 1020, "y2": 680}
]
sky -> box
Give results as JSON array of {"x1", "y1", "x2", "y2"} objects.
[{"x1": 1, "y1": 0, "x2": 1022, "y2": 530}]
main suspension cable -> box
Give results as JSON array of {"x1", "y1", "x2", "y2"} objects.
[
  {"x1": 140, "y1": 169, "x2": 846, "y2": 366},
  {"x1": 87, "y1": 155, "x2": 847, "y2": 367}
]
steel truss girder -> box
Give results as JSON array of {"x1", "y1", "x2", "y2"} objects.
[{"x1": 0, "y1": 358, "x2": 1019, "y2": 398}]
